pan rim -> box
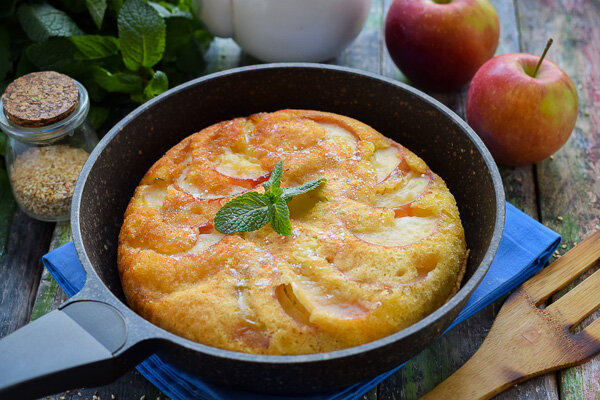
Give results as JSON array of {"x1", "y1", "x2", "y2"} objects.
[{"x1": 72, "y1": 63, "x2": 505, "y2": 365}]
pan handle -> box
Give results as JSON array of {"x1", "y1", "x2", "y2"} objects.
[{"x1": 0, "y1": 300, "x2": 158, "y2": 399}]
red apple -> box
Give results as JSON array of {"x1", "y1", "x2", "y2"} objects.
[
  {"x1": 198, "y1": 221, "x2": 214, "y2": 234},
  {"x1": 385, "y1": 0, "x2": 500, "y2": 91},
  {"x1": 466, "y1": 40, "x2": 578, "y2": 166}
]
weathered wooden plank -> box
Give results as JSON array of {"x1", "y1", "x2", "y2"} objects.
[
  {"x1": 333, "y1": 0, "x2": 384, "y2": 75},
  {"x1": 0, "y1": 208, "x2": 54, "y2": 338},
  {"x1": 514, "y1": 0, "x2": 600, "y2": 398},
  {"x1": 0, "y1": 169, "x2": 16, "y2": 257},
  {"x1": 29, "y1": 222, "x2": 71, "y2": 321},
  {"x1": 378, "y1": 0, "x2": 558, "y2": 398},
  {"x1": 30, "y1": 223, "x2": 167, "y2": 400},
  {"x1": 361, "y1": 387, "x2": 378, "y2": 400}
]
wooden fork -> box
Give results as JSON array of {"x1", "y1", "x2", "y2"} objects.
[{"x1": 421, "y1": 230, "x2": 600, "y2": 400}]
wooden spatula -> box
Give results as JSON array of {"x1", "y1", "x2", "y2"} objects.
[{"x1": 421, "y1": 230, "x2": 600, "y2": 400}]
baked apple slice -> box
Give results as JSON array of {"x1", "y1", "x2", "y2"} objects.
[
  {"x1": 170, "y1": 225, "x2": 224, "y2": 258},
  {"x1": 175, "y1": 165, "x2": 248, "y2": 200},
  {"x1": 370, "y1": 143, "x2": 410, "y2": 182},
  {"x1": 375, "y1": 170, "x2": 432, "y2": 216},
  {"x1": 141, "y1": 178, "x2": 169, "y2": 207},
  {"x1": 317, "y1": 122, "x2": 358, "y2": 153},
  {"x1": 276, "y1": 280, "x2": 370, "y2": 325},
  {"x1": 213, "y1": 148, "x2": 270, "y2": 188},
  {"x1": 352, "y1": 214, "x2": 438, "y2": 247}
]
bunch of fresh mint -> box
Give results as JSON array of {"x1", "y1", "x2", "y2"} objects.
[
  {"x1": 0, "y1": 0, "x2": 212, "y2": 140},
  {"x1": 215, "y1": 162, "x2": 326, "y2": 236}
]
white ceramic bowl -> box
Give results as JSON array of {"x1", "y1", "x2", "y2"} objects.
[{"x1": 195, "y1": 0, "x2": 372, "y2": 62}]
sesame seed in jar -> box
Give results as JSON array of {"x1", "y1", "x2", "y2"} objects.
[{"x1": 9, "y1": 145, "x2": 89, "y2": 219}]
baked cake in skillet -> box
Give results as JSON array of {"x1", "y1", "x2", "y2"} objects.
[{"x1": 118, "y1": 110, "x2": 467, "y2": 355}]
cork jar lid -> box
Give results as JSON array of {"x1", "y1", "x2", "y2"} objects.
[{"x1": 2, "y1": 71, "x2": 79, "y2": 127}]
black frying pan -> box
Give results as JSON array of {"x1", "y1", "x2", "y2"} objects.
[{"x1": 0, "y1": 64, "x2": 505, "y2": 399}]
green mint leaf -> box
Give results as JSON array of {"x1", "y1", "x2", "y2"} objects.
[
  {"x1": 0, "y1": 132, "x2": 5, "y2": 158},
  {"x1": 164, "y1": 17, "x2": 193, "y2": 61},
  {"x1": 144, "y1": 70, "x2": 168, "y2": 98},
  {"x1": 194, "y1": 29, "x2": 213, "y2": 53},
  {"x1": 110, "y1": 0, "x2": 124, "y2": 13},
  {"x1": 215, "y1": 162, "x2": 325, "y2": 236},
  {"x1": 86, "y1": 0, "x2": 108, "y2": 29},
  {"x1": 0, "y1": 0, "x2": 19, "y2": 18},
  {"x1": 118, "y1": 0, "x2": 165, "y2": 71},
  {"x1": 175, "y1": 0, "x2": 194, "y2": 13},
  {"x1": 0, "y1": 27, "x2": 10, "y2": 83},
  {"x1": 214, "y1": 191, "x2": 271, "y2": 234},
  {"x1": 0, "y1": 168, "x2": 15, "y2": 230},
  {"x1": 25, "y1": 38, "x2": 87, "y2": 76},
  {"x1": 88, "y1": 106, "x2": 110, "y2": 130},
  {"x1": 263, "y1": 161, "x2": 283, "y2": 195},
  {"x1": 281, "y1": 178, "x2": 326, "y2": 202},
  {"x1": 59, "y1": 0, "x2": 87, "y2": 14},
  {"x1": 173, "y1": 35, "x2": 206, "y2": 73},
  {"x1": 91, "y1": 65, "x2": 143, "y2": 93},
  {"x1": 270, "y1": 197, "x2": 292, "y2": 236},
  {"x1": 15, "y1": 53, "x2": 36, "y2": 77},
  {"x1": 132, "y1": 70, "x2": 168, "y2": 103},
  {"x1": 18, "y1": 3, "x2": 83, "y2": 42},
  {"x1": 149, "y1": 1, "x2": 192, "y2": 19},
  {"x1": 70, "y1": 35, "x2": 119, "y2": 60}
]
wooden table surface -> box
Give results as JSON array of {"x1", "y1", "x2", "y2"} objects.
[{"x1": 1, "y1": 0, "x2": 599, "y2": 399}]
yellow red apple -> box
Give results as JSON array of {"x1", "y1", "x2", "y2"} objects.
[
  {"x1": 384, "y1": 0, "x2": 500, "y2": 91},
  {"x1": 466, "y1": 40, "x2": 578, "y2": 166}
]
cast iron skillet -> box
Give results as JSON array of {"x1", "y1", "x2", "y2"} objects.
[{"x1": 0, "y1": 64, "x2": 505, "y2": 399}]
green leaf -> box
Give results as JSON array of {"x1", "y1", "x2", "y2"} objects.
[
  {"x1": 214, "y1": 191, "x2": 271, "y2": 234},
  {"x1": 18, "y1": 3, "x2": 83, "y2": 42},
  {"x1": 86, "y1": 0, "x2": 108, "y2": 29},
  {"x1": 270, "y1": 197, "x2": 292, "y2": 236},
  {"x1": 83, "y1": 78, "x2": 108, "y2": 102},
  {"x1": 91, "y1": 65, "x2": 143, "y2": 93},
  {"x1": 118, "y1": 0, "x2": 165, "y2": 71},
  {"x1": 148, "y1": 1, "x2": 192, "y2": 19},
  {"x1": 263, "y1": 161, "x2": 283, "y2": 195},
  {"x1": 59, "y1": 0, "x2": 87, "y2": 14},
  {"x1": 194, "y1": 29, "x2": 213, "y2": 53},
  {"x1": 110, "y1": 0, "x2": 124, "y2": 13},
  {"x1": 174, "y1": 37, "x2": 205, "y2": 73},
  {"x1": 175, "y1": 0, "x2": 195, "y2": 13},
  {"x1": 163, "y1": 17, "x2": 192, "y2": 61},
  {"x1": 15, "y1": 52, "x2": 36, "y2": 77},
  {"x1": 0, "y1": 27, "x2": 11, "y2": 82},
  {"x1": 215, "y1": 162, "x2": 325, "y2": 236},
  {"x1": 144, "y1": 69, "x2": 168, "y2": 97},
  {"x1": 88, "y1": 106, "x2": 109, "y2": 130},
  {"x1": 0, "y1": 168, "x2": 16, "y2": 253},
  {"x1": 0, "y1": 0, "x2": 19, "y2": 18},
  {"x1": 26, "y1": 38, "x2": 87, "y2": 76},
  {"x1": 70, "y1": 35, "x2": 119, "y2": 60},
  {"x1": 131, "y1": 69, "x2": 168, "y2": 102},
  {"x1": 0, "y1": 132, "x2": 5, "y2": 158},
  {"x1": 282, "y1": 178, "x2": 326, "y2": 202}
]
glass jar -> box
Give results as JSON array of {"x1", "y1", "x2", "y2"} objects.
[{"x1": 0, "y1": 74, "x2": 98, "y2": 222}]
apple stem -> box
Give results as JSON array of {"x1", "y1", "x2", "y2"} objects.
[{"x1": 533, "y1": 38, "x2": 553, "y2": 78}]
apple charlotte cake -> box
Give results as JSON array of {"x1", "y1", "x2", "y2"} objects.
[{"x1": 118, "y1": 109, "x2": 467, "y2": 355}]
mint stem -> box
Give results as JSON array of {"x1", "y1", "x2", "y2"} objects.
[{"x1": 533, "y1": 38, "x2": 553, "y2": 78}]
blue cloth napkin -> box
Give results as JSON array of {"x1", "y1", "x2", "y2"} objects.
[{"x1": 43, "y1": 202, "x2": 560, "y2": 400}]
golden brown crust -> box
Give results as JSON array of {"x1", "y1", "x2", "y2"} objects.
[{"x1": 118, "y1": 110, "x2": 467, "y2": 355}]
